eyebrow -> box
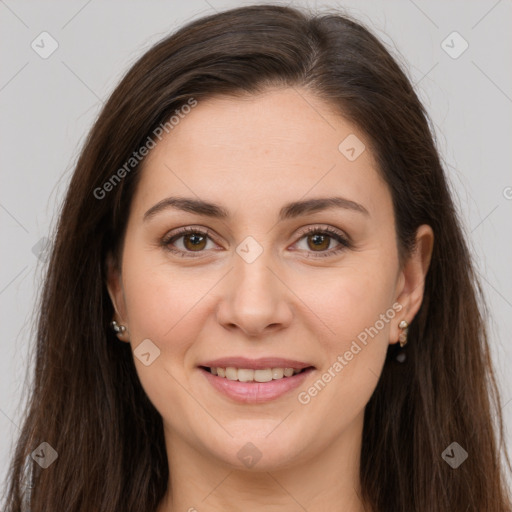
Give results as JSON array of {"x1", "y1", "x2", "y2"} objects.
[{"x1": 143, "y1": 196, "x2": 369, "y2": 222}]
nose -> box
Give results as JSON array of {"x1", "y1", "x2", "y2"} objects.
[{"x1": 215, "y1": 248, "x2": 293, "y2": 337}]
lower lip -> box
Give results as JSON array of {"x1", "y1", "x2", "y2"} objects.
[{"x1": 199, "y1": 367, "x2": 315, "y2": 404}]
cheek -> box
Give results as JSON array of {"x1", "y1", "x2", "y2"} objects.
[
  {"x1": 297, "y1": 260, "x2": 397, "y2": 348},
  {"x1": 119, "y1": 250, "x2": 214, "y2": 430},
  {"x1": 293, "y1": 258, "x2": 397, "y2": 404},
  {"x1": 122, "y1": 260, "x2": 213, "y2": 348},
  {"x1": 120, "y1": 245, "x2": 233, "y2": 417},
  {"x1": 295, "y1": 274, "x2": 395, "y2": 423}
]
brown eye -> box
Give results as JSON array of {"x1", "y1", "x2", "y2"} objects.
[
  {"x1": 183, "y1": 232, "x2": 207, "y2": 251},
  {"x1": 162, "y1": 227, "x2": 216, "y2": 257},
  {"x1": 307, "y1": 233, "x2": 331, "y2": 251},
  {"x1": 294, "y1": 227, "x2": 350, "y2": 258}
]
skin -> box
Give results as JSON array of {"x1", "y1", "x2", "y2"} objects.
[{"x1": 107, "y1": 87, "x2": 433, "y2": 512}]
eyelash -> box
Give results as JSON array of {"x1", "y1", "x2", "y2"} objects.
[{"x1": 161, "y1": 225, "x2": 351, "y2": 259}]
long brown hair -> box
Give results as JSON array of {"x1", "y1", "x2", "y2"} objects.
[{"x1": 3, "y1": 4, "x2": 511, "y2": 511}]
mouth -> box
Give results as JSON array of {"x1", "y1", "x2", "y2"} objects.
[
  {"x1": 199, "y1": 365, "x2": 314, "y2": 382},
  {"x1": 197, "y1": 363, "x2": 316, "y2": 403}
]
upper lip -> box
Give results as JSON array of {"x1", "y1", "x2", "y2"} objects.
[{"x1": 199, "y1": 357, "x2": 314, "y2": 370}]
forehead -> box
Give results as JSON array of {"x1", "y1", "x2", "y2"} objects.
[{"x1": 132, "y1": 88, "x2": 390, "y2": 219}]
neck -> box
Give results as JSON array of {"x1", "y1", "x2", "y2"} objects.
[{"x1": 157, "y1": 411, "x2": 368, "y2": 512}]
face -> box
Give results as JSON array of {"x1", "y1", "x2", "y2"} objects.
[{"x1": 107, "y1": 87, "x2": 432, "y2": 473}]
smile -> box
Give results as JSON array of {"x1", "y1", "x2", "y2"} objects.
[
  {"x1": 199, "y1": 366, "x2": 315, "y2": 403},
  {"x1": 202, "y1": 366, "x2": 307, "y2": 382}
]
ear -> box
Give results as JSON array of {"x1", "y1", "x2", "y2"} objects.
[
  {"x1": 105, "y1": 251, "x2": 130, "y2": 342},
  {"x1": 390, "y1": 224, "x2": 434, "y2": 344}
]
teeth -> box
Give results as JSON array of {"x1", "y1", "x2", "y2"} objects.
[
  {"x1": 209, "y1": 366, "x2": 305, "y2": 382},
  {"x1": 272, "y1": 368, "x2": 284, "y2": 379},
  {"x1": 238, "y1": 369, "x2": 255, "y2": 382},
  {"x1": 284, "y1": 368, "x2": 294, "y2": 377},
  {"x1": 225, "y1": 367, "x2": 238, "y2": 380},
  {"x1": 254, "y1": 369, "x2": 273, "y2": 382}
]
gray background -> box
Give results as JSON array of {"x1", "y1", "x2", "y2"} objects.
[{"x1": 1, "y1": 0, "x2": 511, "y2": 490}]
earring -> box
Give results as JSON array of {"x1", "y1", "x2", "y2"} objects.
[
  {"x1": 110, "y1": 320, "x2": 126, "y2": 334},
  {"x1": 398, "y1": 320, "x2": 409, "y2": 348}
]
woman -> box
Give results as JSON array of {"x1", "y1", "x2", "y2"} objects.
[{"x1": 3, "y1": 4, "x2": 511, "y2": 511}]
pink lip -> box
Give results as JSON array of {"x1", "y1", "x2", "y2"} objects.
[
  {"x1": 199, "y1": 367, "x2": 315, "y2": 404},
  {"x1": 199, "y1": 357, "x2": 313, "y2": 370}
]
